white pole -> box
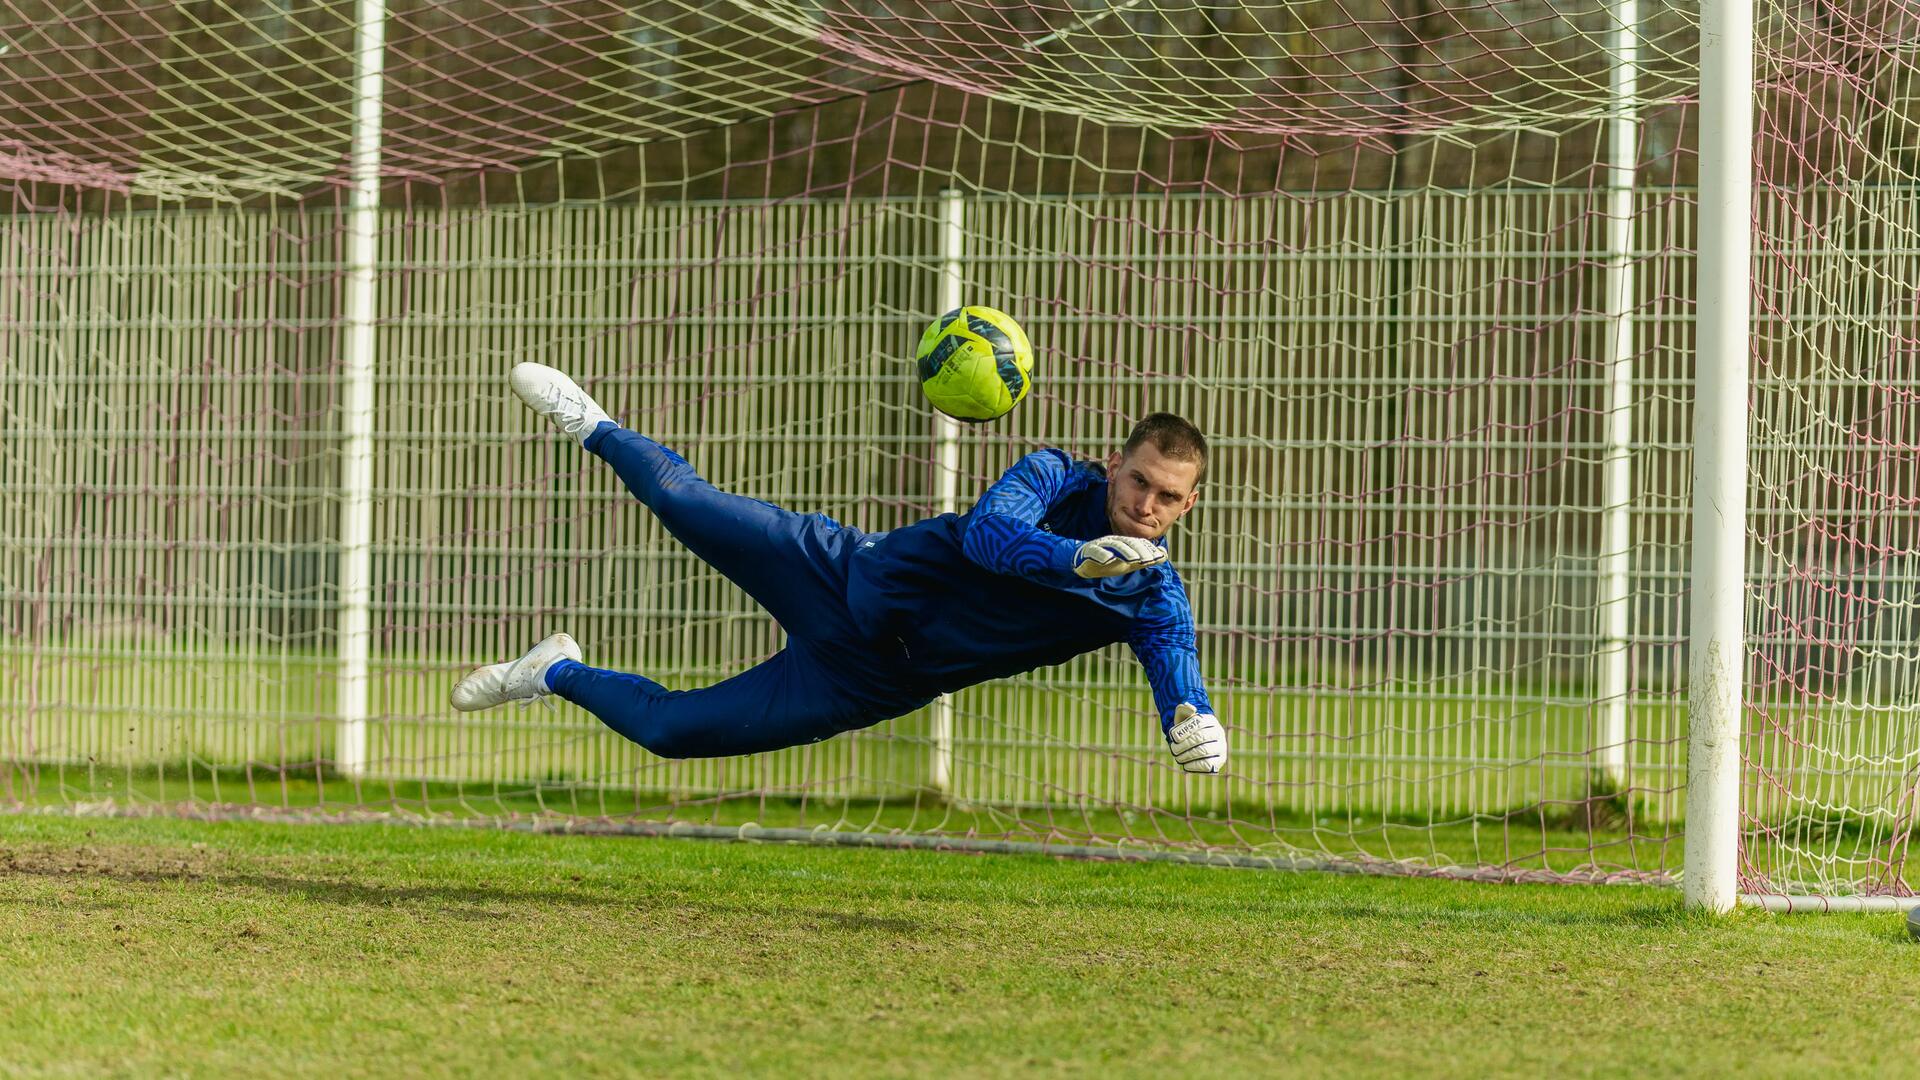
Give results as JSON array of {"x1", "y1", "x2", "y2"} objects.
[
  {"x1": 337, "y1": 0, "x2": 386, "y2": 779},
  {"x1": 931, "y1": 190, "x2": 964, "y2": 796},
  {"x1": 1597, "y1": 0, "x2": 1640, "y2": 788},
  {"x1": 1685, "y1": 0, "x2": 1752, "y2": 913}
]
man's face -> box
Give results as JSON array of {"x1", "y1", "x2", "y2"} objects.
[{"x1": 1104, "y1": 443, "x2": 1201, "y2": 540}]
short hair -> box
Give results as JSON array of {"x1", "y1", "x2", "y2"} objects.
[{"x1": 1122, "y1": 412, "x2": 1208, "y2": 486}]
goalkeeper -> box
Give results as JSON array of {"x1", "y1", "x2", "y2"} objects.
[{"x1": 450, "y1": 363, "x2": 1226, "y2": 773}]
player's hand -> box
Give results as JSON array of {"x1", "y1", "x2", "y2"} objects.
[
  {"x1": 1073, "y1": 534, "x2": 1167, "y2": 579},
  {"x1": 1167, "y1": 703, "x2": 1227, "y2": 774}
]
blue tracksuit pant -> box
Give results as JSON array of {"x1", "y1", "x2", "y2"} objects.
[{"x1": 544, "y1": 423, "x2": 935, "y2": 758}]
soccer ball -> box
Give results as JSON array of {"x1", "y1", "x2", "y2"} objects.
[{"x1": 915, "y1": 305, "x2": 1034, "y2": 423}]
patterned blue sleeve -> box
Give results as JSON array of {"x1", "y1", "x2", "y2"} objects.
[
  {"x1": 960, "y1": 449, "x2": 1087, "y2": 589},
  {"x1": 1128, "y1": 569, "x2": 1213, "y2": 731}
]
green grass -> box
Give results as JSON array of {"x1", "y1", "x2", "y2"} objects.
[{"x1": 1, "y1": 815, "x2": 1915, "y2": 1078}]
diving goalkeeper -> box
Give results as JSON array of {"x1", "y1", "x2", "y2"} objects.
[{"x1": 450, "y1": 363, "x2": 1227, "y2": 774}]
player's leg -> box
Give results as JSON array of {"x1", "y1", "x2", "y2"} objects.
[
  {"x1": 543, "y1": 648, "x2": 876, "y2": 759},
  {"x1": 509, "y1": 362, "x2": 859, "y2": 643},
  {"x1": 588, "y1": 425, "x2": 866, "y2": 642},
  {"x1": 450, "y1": 634, "x2": 899, "y2": 758}
]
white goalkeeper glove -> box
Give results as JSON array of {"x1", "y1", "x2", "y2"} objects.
[
  {"x1": 1166, "y1": 703, "x2": 1227, "y2": 774},
  {"x1": 1073, "y1": 534, "x2": 1167, "y2": 579}
]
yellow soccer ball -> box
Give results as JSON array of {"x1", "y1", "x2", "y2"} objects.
[{"x1": 915, "y1": 305, "x2": 1034, "y2": 423}]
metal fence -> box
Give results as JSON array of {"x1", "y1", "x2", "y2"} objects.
[{"x1": 2, "y1": 189, "x2": 1708, "y2": 826}]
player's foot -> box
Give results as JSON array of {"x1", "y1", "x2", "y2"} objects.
[
  {"x1": 510, "y1": 362, "x2": 616, "y2": 445},
  {"x1": 450, "y1": 633, "x2": 583, "y2": 712}
]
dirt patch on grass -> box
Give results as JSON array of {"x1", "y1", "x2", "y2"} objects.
[
  {"x1": 0, "y1": 835, "x2": 623, "y2": 916},
  {"x1": 0, "y1": 839, "x2": 222, "y2": 884}
]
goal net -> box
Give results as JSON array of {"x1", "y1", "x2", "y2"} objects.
[{"x1": 0, "y1": 0, "x2": 1911, "y2": 900}]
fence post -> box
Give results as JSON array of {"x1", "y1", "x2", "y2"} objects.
[
  {"x1": 1596, "y1": 0, "x2": 1640, "y2": 788},
  {"x1": 930, "y1": 190, "x2": 964, "y2": 796}
]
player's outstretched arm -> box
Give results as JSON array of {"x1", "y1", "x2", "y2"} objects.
[
  {"x1": 1129, "y1": 580, "x2": 1225, "y2": 773},
  {"x1": 963, "y1": 450, "x2": 1164, "y2": 589},
  {"x1": 960, "y1": 449, "x2": 1083, "y2": 587}
]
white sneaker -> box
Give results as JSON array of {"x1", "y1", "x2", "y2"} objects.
[
  {"x1": 510, "y1": 362, "x2": 615, "y2": 445},
  {"x1": 450, "y1": 633, "x2": 583, "y2": 712}
]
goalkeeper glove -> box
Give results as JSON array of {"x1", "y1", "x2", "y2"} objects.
[
  {"x1": 1166, "y1": 703, "x2": 1227, "y2": 774},
  {"x1": 1073, "y1": 534, "x2": 1167, "y2": 579}
]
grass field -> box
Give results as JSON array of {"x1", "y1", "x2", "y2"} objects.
[{"x1": 2, "y1": 814, "x2": 1915, "y2": 1078}]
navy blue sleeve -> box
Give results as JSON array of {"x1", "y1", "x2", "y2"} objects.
[
  {"x1": 1128, "y1": 569, "x2": 1213, "y2": 731},
  {"x1": 960, "y1": 449, "x2": 1089, "y2": 590}
]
